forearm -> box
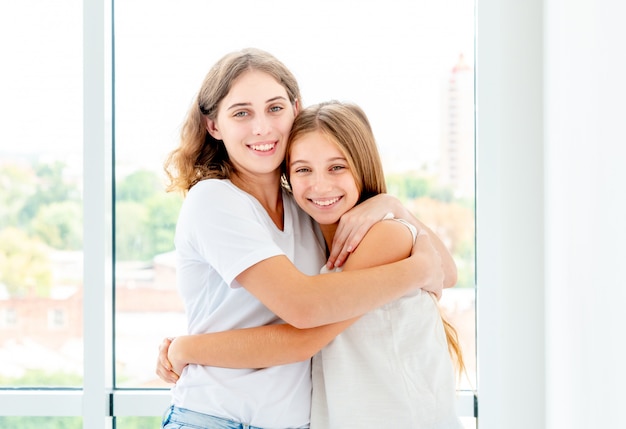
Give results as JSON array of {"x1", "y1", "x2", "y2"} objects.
[
  {"x1": 313, "y1": 260, "x2": 430, "y2": 324},
  {"x1": 242, "y1": 252, "x2": 434, "y2": 329},
  {"x1": 169, "y1": 320, "x2": 356, "y2": 369}
]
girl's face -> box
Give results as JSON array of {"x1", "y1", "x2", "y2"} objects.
[
  {"x1": 288, "y1": 130, "x2": 360, "y2": 226},
  {"x1": 206, "y1": 70, "x2": 298, "y2": 178}
]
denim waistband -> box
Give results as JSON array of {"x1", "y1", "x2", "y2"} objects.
[{"x1": 162, "y1": 405, "x2": 273, "y2": 429}]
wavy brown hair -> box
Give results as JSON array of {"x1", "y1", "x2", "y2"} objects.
[{"x1": 164, "y1": 48, "x2": 301, "y2": 194}]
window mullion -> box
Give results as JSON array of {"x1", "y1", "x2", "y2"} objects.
[
  {"x1": 83, "y1": 0, "x2": 113, "y2": 427},
  {"x1": 0, "y1": 391, "x2": 82, "y2": 416}
]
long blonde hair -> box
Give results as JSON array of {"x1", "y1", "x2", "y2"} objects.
[
  {"x1": 286, "y1": 100, "x2": 465, "y2": 377},
  {"x1": 164, "y1": 48, "x2": 301, "y2": 194}
]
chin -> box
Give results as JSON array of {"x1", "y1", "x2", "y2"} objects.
[{"x1": 312, "y1": 213, "x2": 342, "y2": 226}]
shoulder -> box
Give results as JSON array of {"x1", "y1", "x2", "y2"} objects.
[
  {"x1": 368, "y1": 219, "x2": 416, "y2": 248},
  {"x1": 184, "y1": 179, "x2": 251, "y2": 211},
  {"x1": 179, "y1": 179, "x2": 260, "y2": 230},
  {"x1": 388, "y1": 218, "x2": 418, "y2": 243},
  {"x1": 343, "y1": 219, "x2": 414, "y2": 270},
  {"x1": 187, "y1": 179, "x2": 235, "y2": 198}
]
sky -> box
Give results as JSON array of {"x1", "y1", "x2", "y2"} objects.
[{"x1": 0, "y1": 0, "x2": 474, "y2": 174}]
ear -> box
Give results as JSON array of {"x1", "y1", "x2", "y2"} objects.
[
  {"x1": 205, "y1": 117, "x2": 222, "y2": 140},
  {"x1": 293, "y1": 98, "x2": 300, "y2": 116}
]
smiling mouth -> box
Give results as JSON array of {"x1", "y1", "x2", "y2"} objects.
[
  {"x1": 249, "y1": 142, "x2": 276, "y2": 152},
  {"x1": 311, "y1": 197, "x2": 341, "y2": 207}
]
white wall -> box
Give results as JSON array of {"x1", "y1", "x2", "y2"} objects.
[
  {"x1": 477, "y1": 0, "x2": 626, "y2": 428},
  {"x1": 476, "y1": 0, "x2": 546, "y2": 427},
  {"x1": 544, "y1": 0, "x2": 626, "y2": 427}
]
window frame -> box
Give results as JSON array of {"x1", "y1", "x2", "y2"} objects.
[{"x1": 0, "y1": 0, "x2": 481, "y2": 425}]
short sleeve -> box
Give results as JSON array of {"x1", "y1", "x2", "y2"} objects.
[{"x1": 175, "y1": 180, "x2": 285, "y2": 286}]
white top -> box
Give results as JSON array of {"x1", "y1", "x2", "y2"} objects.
[
  {"x1": 171, "y1": 179, "x2": 325, "y2": 429},
  {"x1": 311, "y1": 218, "x2": 462, "y2": 429}
]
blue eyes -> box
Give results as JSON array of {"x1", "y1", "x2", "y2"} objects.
[
  {"x1": 292, "y1": 165, "x2": 346, "y2": 174},
  {"x1": 233, "y1": 105, "x2": 284, "y2": 118}
]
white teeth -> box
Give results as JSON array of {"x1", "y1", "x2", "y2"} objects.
[
  {"x1": 250, "y1": 143, "x2": 275, "y2": 152},
  {"x1": 312, "y1": 197, "x2": 340, "y2": 206}
]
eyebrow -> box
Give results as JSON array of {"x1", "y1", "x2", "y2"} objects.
[
  {"x1": 226, "y1": 96, "x2": 289, "y2": 112},
  {"x1": 290, "y1": 156, "x2": 347, "y2": 165}
]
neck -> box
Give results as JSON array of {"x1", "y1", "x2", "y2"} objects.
[{"x1": 231, "y1": 170, "x2": 284, "y2": 230}]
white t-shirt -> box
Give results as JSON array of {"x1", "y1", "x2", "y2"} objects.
[
  {"x1": 311, "y1": 218, "x2": 462, "y2": 429},
  {"x1": 171, "y1": 179, "x2": 325, "y2": 429}
]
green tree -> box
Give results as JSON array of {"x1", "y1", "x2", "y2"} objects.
[
  {"x1": 116, "y1": 200, "x2": 149, "y2": 261},
  {"x1": 19, "y1": 161, "x2": 80, "y2": 227},
  {"x1": 117, "y1": 169, "x2": 162, "y2": 202},
  {"x1": 0, "y1": 228, "x2": 52, "y2": 297},
  {"x1": 30, "y1": 201, "x2": 83, "y2": 250},
  {"x1": 386, "y1": 172, "x2": 431, "y2": 200},
  {"x1": 145, "y1": 191, "x2": 182, "y2": 256},
  {"x1": 115, "y1": 170, "x2": 181, "y2": 261},
  {"x1": 386, "y1": 171, "x2": 455, "y2": 203},
  {"x1": 0, "y1": 162, "x2": 37, "y2": 228},
  {"x1": 0, "y1": 369, "x2": 82, "y2": 387}
]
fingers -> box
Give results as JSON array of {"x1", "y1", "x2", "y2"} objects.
[
  {"x1": 328, "y1": 220, "x2": 371, "y2": 268},
  {"x1": 413, "y1": 234, "x2": 445, "y2": 299},
  {"x1": 412, "y1": 230, "x2": 435, "y2": 255},
  {"x1": 330, "y1": 195, "x2": 393, "y2": 267},
  {"x1": 156, "y1": 355, "x2": 180, "y2": 384},
  {"x1": 327, "y1": 230, "x2": 351, "y2": 268},
  {"x1": 156, "y1": 365, "x2": 179, "y2": 384},
  {"x1": 327, "y1": 247, "x2": 348, "y2": 270},
  {"x1": 156, "y1": 337, "x2": 179, "y2": 384},
  {"x1": 327, "y1": 231, "x2": 357, "y2": 269}
]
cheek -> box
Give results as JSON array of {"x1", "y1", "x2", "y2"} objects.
[
  {"x1": 288, "y1": 177, "x2": 305, "y2": 196},
  {"x1": 280, "y1": 116, "x2": 296, "y2": 134},
  {"x1": 275, "y1": 143, "x2": 288, "y2": 158},
  {"x1": 289, "y1": 177, "x2": 311, "y2": 205},
  {"x1": 345, "y1": 179, "x2": 361, "y2": 204}
]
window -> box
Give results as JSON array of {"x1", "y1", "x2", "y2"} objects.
[
  {"x1": 0, "y1": 0, "x2": 83, "y2": 391},
  {"x1": 0, "y1": 0, "x2": 476, "y2": 426},
  {"x1": 0, "y1": 308, "x2": 17, "y2": 329},
  {"x1": 48, "y1": 309, "x2": 67, "y2": 329}
]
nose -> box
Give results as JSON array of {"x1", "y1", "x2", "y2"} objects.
[
  {"x1": 252, "y1": 114, "x2": 270, "y2": 135},
  {"x1": 312, "y1": 171, "x2": 332, "y2": 193}
]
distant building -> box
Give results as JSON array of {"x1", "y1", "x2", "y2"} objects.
[
  {"x1": 0, "y1": 285, "x2": 82, "y2": 350},
  {"x1": 439, "y1": 53, "x2": 475, "y2": 198},
  {"x1": 0, "y1": 250, "x2": 183, "y2": 383}
]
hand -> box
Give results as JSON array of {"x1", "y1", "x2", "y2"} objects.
[
  {"x1": 155, "y1": 337, "x2": 179, "y2": 384},
  {"x1": 329, "y1": 194, "x2": 402, "y2": 269},
  {"x1": 412, "y1": 230, "x2": 445, "y2": 299}
]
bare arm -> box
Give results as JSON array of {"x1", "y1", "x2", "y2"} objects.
[
  {"x1": 156, "y1": 221, "x2": 442, "y2": 382},
  {"x1": 238, "y1": 226, "x2": 442, "y2": 329},
  {"x1": 160, "y1": 319, "x2": 356, "y2": 379},
  {"x1": 329, "y1": 193, "x2": 457, "y2": 289}
]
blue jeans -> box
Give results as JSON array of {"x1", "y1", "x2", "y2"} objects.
[{"x1": 161, "y1": 405, "x2": 273, "y2": 429}]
